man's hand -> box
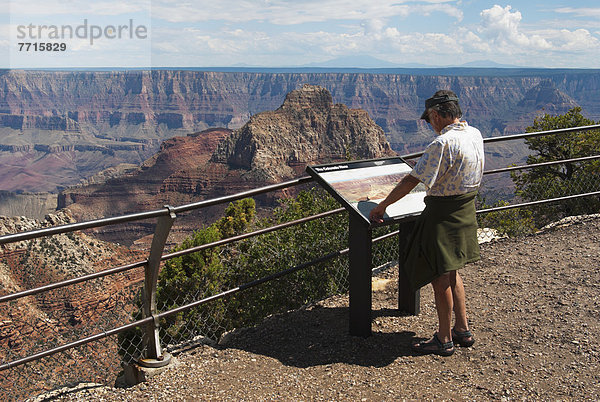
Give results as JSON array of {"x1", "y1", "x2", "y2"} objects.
[
  {"x1": 369, "y1": 203, "x2": 387, "y2": 223},
  {"x1": 367, "y1": 174, "x2": 421, "y2": 224}
]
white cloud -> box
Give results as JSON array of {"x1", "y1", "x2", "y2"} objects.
[
  {"x1": 151, "y1": 0, "x2": 462, "y2": 25},
  {"x1": 473, "y1": 5, "x2": 600, "y2": 57},
  {"x1": 538, "y1": 28, "x2": 600, "y2": 52},
  {"x1": 478, "y1": 5, "x2": 551, "y2": 51},
  {"x1": 442, "y1": 4, "x2": 600, "y2": 67},
  {"x1": 457, "y1": 28, "x2": 490, "y2": 53},
  {"x1": 555, "y1": 7, "x2": 600, "y2": 18}
]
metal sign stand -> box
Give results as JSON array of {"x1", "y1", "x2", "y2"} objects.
[
  {"x1": 348, "y1": 214, "x2": 373, "y2": 337},
  {"x1": 397, "y1": 219, "x2": 420, "y2": 315},
  {"x1": 348, "y1": 215, "x2": 420, "y2": 337},
  {"x1": 306, "y1": 158, "x2": 424, "y2": 337}
]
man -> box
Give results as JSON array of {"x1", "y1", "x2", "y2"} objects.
[{"x1": 369, "y1": 90, "x2": 484, "y2": 356}]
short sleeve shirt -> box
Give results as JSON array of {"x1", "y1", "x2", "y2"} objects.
[{"x1": 410, "y1": 121, "x2": 484, "y2": 196}]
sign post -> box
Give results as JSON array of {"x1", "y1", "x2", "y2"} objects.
[
  {"x1": 307, "y1": 157, "x2": 426, "y2": 337},
  {"x1": 348, "y1": 214, "x2": 372, "y2": 337}
]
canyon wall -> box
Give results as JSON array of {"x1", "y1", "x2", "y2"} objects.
[{"x1": 1, "y1": 69, "x2": 597, "y2": 194}]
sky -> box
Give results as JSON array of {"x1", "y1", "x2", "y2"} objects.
[{"x1": 2, "y1": 0, "x2": 600, "y2": 69}]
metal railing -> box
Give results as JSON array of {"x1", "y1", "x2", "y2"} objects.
[{"x1": 1, "y1": 124, "x2": 599, "y2": 400}]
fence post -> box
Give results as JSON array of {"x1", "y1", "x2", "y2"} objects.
[{"x1": 139, "y1": 205, "x2": 176, "y2": 367}]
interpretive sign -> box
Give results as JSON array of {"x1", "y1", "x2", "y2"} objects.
[
  {"x1": 307, "y1": 157, "x2": 423, "y2": 336},
  {"x1": 307, "y1": 157, "x2": 426, "y2": 226}
]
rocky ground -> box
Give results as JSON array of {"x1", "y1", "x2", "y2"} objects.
[{"x1": 38, "y1": 216, "x2": 599, "y2": 401}]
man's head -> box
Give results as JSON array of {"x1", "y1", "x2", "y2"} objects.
[{"x1": 420, "y1": 89, "x2": 462, "y2": 124}]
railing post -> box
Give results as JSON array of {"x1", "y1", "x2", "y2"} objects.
[{"x1": 139, "y1": 205, "x2": 176, "y2": 367}]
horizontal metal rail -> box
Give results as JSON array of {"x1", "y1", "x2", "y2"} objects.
[
  {"x1": 172, "y1": 176, "x2": 314, "y2": 214},
  {"x1": 0, "y1": 315, "x2": 155, "y2": 371},
  {"x1": 0, "y1": 209, "x2": 165, "y2": 245},
  {"x1": 0, "y1": 177, "x2": 313, "y2": 245},
  {"x1": 483, "y1": 154, "x2": 600, "y2": 175},
  {"x1": 163, "y1": 207, "x2": 345, "y2": 260},
  {"x1": 0, "y1": 243, "x2": 351, "y2": 372},
  {"x1": 476, "y1": 190, "x2": 600, "y2": 214},
  {"x1": 401, "y1": 123, "x2": 600, "y2": 160},
  {"x1": 372, "y1": 229, "x2": 401, "y2": 244},
  {"x1": 482, "y1": 124, "x2": 600, "y2": 144},
  {"x1": 0, "y1": 260, "x2": 146, "y2": 304}
]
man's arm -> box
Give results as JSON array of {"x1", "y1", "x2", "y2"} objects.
[{"x1": 369, "y1": 174, "x2": 421, "y2": 223}]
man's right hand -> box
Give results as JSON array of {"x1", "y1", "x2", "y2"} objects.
[{"x1": 369, "y1": 203, "x2": 386, "y2": 223}]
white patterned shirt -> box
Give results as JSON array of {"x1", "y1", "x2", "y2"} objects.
[{"x1": 410, "y1": 121, "x2": 484, "y2": 196}]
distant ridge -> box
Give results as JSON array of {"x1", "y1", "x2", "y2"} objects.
[
  {"x1": 148, "y1": 66, "x2": 600, "y2": 77},
  {"x1": 302, "y1": 55, "x2": 402, "y2": 68},
  {"x1": 458, "y1": 60, "x2": 522, "y2": 68},
  {"x1": 20, "y1": 66, "x2": 600, "y2": 77}
]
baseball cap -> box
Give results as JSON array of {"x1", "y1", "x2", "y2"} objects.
[{"x1": 420, "y1": 94, "x2": 459, "y2": 120}]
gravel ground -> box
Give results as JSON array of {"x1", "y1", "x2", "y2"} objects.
[{"x1": 42, "y1": 216, "x2": 600, "y2": 401}]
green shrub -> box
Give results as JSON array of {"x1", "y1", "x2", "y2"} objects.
[{"x1": 119, "y1": 188, "x2": 352, "y2": 356}]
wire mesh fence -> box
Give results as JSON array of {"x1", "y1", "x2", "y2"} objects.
[
  {"x1": 0, "y1": 334, "x2": 123, "y2": 402},
  {"x1": 0, "y1": 241, "x2": 144, "y2": 401},
  {"x1": 119, "y1": 195, "x2": 353, "y2": 363}
]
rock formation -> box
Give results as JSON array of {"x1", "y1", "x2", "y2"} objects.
[
  {"x1": 57, "y1": 86, "x2": 394, "y2": 244},
  {"x1": 212, "y1": 84, "x2": 394, "y2": 181}
]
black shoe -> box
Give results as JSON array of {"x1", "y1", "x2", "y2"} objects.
[
  {"x1": 412, "y1": 333, "x2": 455, "y2": 356},
  {"x1": 452, "y1": 328, "x2": 475, "y2": 347}
]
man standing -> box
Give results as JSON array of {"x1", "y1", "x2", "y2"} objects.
[{"x1": 369, "y1": 90, "x2": 484, "y2": 356}]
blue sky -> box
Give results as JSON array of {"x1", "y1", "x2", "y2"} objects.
[{"x1": 2, "y1": 0, "x2": 600, "y2": 68}]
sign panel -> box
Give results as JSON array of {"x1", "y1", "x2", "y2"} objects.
[{"x1": 307, "y1": 157, "x2": 426, "y2": 225}]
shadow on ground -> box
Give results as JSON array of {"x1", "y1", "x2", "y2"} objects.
[{"x1": 220, "y1": 304, "x2": 420, "y2": 368}]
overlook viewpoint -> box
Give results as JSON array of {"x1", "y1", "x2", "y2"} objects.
[{"x1": 36, "y1": 215, "x2": 600, "y2": 401}]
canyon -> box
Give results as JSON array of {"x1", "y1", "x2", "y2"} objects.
[{"x1": 1, "y1": 68, "x2": 596, "y2": 200}]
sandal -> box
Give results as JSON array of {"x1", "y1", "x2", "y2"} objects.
[
  {"x1": 452, "y1": 328, "x2": 475, "y2": 347},
  {"x1": 412, "y1": 333, "x2": 455, "y2": 356}
]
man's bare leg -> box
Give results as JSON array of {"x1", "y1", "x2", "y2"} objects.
[
  {"x1": 412, "y1": 273, "x2": 455, "y2": 355},
  {"x1": 449, "y1": 270, "x2": 469, "y2": 332},
  {"x1": 431, "y1": 273, "x2": 453, "y2": 344},
  {"x1": 449, "y1": 270, "x2": 474, "y2": 346}
]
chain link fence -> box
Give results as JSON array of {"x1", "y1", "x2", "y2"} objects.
[
  {"x1": 118, "y1": 194, "x2": 354, "y2": 365},
  {"x1": 0, "y1": 237, "x2": 145, "y2": 401}
]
